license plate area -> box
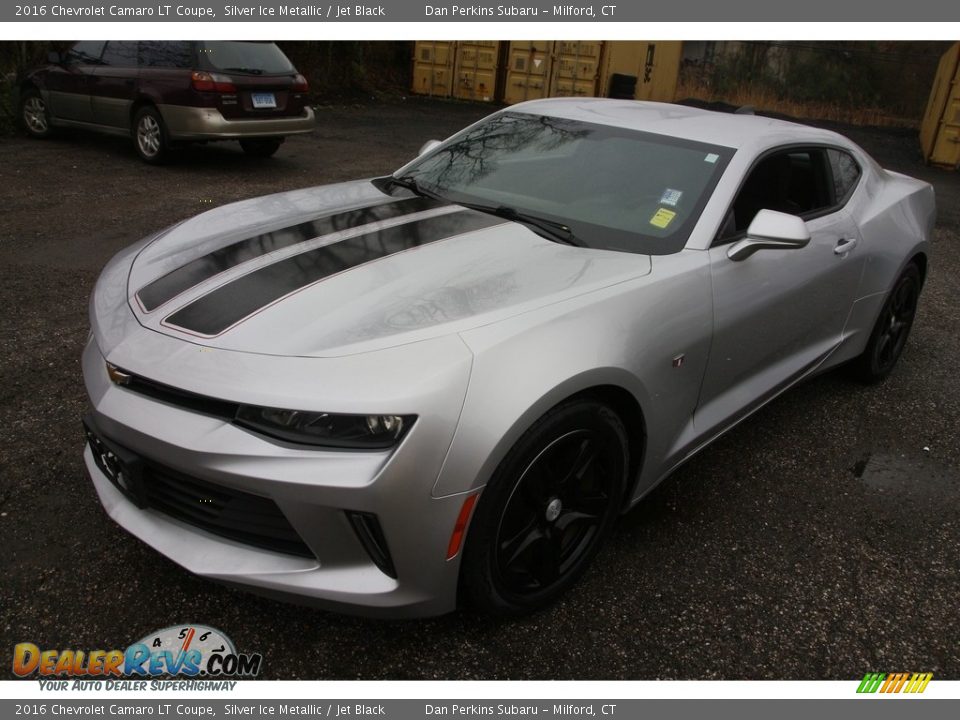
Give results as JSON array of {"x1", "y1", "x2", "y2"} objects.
[
  {"x1": 251, "y1": 92, "x2": 277, "y2": 109},
  {"x1": 82, "y1": 415, "x2": 146, "y2": 508}
]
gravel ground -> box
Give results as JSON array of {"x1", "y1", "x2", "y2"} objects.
[{"x1": 0, "y1": 97, "x2": 958, "y2": 680}]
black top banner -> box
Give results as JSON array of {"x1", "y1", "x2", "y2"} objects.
[{"x1": 5, "y1": 0, "x2": 960, "y2": 22}]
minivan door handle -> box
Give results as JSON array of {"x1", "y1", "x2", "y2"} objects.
[{"x1": 834, "y1": 237, "x2": 859, "y2": 255}]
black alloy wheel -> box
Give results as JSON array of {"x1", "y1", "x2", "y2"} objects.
[
  {"x1": 461, "y1": 398, "x2": 629, "y2": 615},
  {"x1": 852, "y1": 263, "x2": 922, "y2": 383}
]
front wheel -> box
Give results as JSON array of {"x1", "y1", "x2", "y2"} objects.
[
  {"x1": 850, "y1": 263, "x2": 922, "y2": 383},
  {"x1": 460, "y1": 398, "x2": 629, "y2": 616},
  {"x1": 20, "y1": 89, "x2": 53, "y2": 139},
  {"x1": 133, "y1": 106, "x2": 169, "y2": 164}
]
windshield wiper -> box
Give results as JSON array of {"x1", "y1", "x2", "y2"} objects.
[
  {"x1": 457, "y1": 201, "x2": 582, "y2": 247},
  {"x1": 372, "y1": 174, "x2": 446, "y2": 202},
  {"x1": 372, "y1": 177, "x2": 582, "y2": 247},
  {"x1": 221, "y1": 66, "x2": 264, "y2": 75}
]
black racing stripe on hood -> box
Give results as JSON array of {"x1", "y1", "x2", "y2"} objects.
[
  {"x1": 137, "y1": 196, "x2": 442, "y2": 312},
  {"x1": 164, "y1": 210, "x2": 507, "y2": 337}
]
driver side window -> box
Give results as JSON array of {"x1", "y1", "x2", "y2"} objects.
[{"x1": 717, "y1": 147, "x2": 833, "y2": 243}]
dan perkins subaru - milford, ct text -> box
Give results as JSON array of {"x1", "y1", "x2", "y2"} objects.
[
  {"x1": 425, "y1": 704, "x2": 616, "y2": 715},
  {"x1": 83, "y1": 99, "x2": 933, "y2": 618},
  {"x1": 425, "y1": 5, "x2": 615, "y2": 16}
]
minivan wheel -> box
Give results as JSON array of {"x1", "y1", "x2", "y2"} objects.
[
  {"x1": 21, "y1": 89, "x2": 53, "y2": 138},
  {"x1": 460, "y1": 398, "x2": 628, "y2": 616},
  {"x1": 133, "y1": 106, "x2": 169, "y2": 164},
  {"x1": 240, "y1": 137, "x2": 283, "y2": 158}
]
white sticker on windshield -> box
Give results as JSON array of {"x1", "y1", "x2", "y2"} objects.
[
  {"x1": 660, "y1": 188, "x2": 683, "y2": 207},
  {"x1": 704, "y1": 153, "x2": 719, "y2": 163}
]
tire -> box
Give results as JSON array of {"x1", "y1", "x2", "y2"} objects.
[
  {"x1": 20, "y1": 88, "x2": 53, "y2": 139},
  {"x1": 132, "y1": 106, "x2": 169, "y2": 164},
  {"x1": 850, "y1": 263, "x2": 922, "y2": 383},
  {"x1": 460, "y1": 398, "x2": 629, "y2": 616},
  {"x1": 239, "y1": 137, "x2": 283, "y2": 158}
]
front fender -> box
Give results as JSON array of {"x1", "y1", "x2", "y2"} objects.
[{"x1": 433, "y1": 249, "x2": 713, "y2": 500}]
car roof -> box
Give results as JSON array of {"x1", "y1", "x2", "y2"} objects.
[{"x1": 507, "y1": 97, "x2": 851, "y2": 152}]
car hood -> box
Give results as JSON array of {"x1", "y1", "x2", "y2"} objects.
[{"x1": 127, "y1": 180, "x2": 652, "y2": 357}]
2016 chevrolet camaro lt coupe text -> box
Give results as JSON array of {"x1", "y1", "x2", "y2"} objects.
[{"x1": 83, "y1": 99, "x2": 935, "y2": 617}]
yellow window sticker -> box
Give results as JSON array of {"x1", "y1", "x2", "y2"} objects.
[{"x1": 650, "y1": 208, "x2": 677, "y2": 229}]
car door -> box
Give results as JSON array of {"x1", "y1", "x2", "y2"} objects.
[
  {"x1": 45, "y1": 41, "x2": 103, "y2": 123},
  {"x1": 694, "y1": 146, "x2": 865, "y2": 434},
  {"x1": 90, "y1": 41, "x2": 139, "y2": 130}
]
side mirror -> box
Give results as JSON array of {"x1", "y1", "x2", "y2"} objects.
[
  {"x1": 47, "y1": 51, "x2": 63, "y2": 65},
  {"x1": 727, "y1": 209, "x2": 811, "y2": 262},
  {"x1": 418, "y1": 139, "x2": 442, "y2": 156}
]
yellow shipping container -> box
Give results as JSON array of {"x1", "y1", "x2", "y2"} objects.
[
  {"x1": 412, "y1": 41, "x2": 455, "y2": 98},
  {"x1": 453, "y1": 41, "x2": 499, "y2": 102},
  {"x1": 412, "y1": 41, "x2": 683, "y2": 106},
  {"x1": 598, "y1": 41, "x2": 682, "y2": 102},
  {"x1": 504, "y1": 41, "x2": 604, "y2": 104},
  {"x1": 412, "y1": 41, "x2": 502, "y2": 102},
  {"x1": 505, "y1": 41, "x2": 681, "y2": 105},
  {"x1": 920, "y1": 42, "x2": 960, "y2": 170}
]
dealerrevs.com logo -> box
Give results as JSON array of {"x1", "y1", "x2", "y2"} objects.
[{"x1": 13, "y1": 625, "x2": 262, "y2": 687}]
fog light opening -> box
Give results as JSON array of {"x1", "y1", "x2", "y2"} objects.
[{"x1": 346, "y1": 511, "x2": 397, "y2": 579}]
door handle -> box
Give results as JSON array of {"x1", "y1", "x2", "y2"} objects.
[{"x1": 834, "y1": 237, "x2": 858, "y2": 255}]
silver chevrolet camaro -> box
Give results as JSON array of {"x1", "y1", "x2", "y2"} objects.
[{"x1": 83, "y1": 99, "x2": 935, "y2": 617}]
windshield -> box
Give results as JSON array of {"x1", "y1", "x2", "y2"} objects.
[
  {"x1": 398, "y1": 112, "x2": 734, "y2": 255},
  {"x1": 199, "y1": 41, "x2": 294, "y2": 75}
]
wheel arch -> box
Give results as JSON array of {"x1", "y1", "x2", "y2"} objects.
[
  {"x1": 130, "y1": 96, "x2": 161, "y2": 124},
  {"x1": 433, "y1": 366, "x2": 650, "y2": 509},
  {"x1": 910, "y1": 250, "x2": 928, "y2": 287},
  {"x1": 19, "y1": 78, "x2": 42, "y2": 96}
]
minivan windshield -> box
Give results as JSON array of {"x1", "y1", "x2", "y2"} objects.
[
  {"x1": 396, "y1": 112, "x2": 734, "y2": 255},
  {"x1": 199, "y1": 41, "x2": 295, "y2": 75}
]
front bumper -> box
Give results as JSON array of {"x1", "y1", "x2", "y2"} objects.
[
  {"x1": 81, "y1": 335, "x2": 475, "y2": 618},
  {"x1": 159, "y1": 104, "x2": 316, "y2": 140}
]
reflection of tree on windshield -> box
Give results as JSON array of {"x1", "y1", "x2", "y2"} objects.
[{"x1": 415, "y1": 114, "x2": 588, "y2": 190}]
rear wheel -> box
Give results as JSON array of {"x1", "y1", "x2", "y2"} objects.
[
  {"x1": 133, "y1": 106, "x2": 169, "y2": 164},
  {"x1": 460, "y1": 398, "x2": 628, "y2": 616},
  {"x1": 20, "y1": 88, "x2": 52, "y2": 139},
  {"x1": 240, "y1": 137, "x2": 283, "y2": 158},
  {"x1": 850, "y1": 263, "x2": 921, "y2": 383}
]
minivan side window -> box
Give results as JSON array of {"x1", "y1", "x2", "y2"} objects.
[
  {"x1": 139, "y1": 41, "x2": 194, "y2": 69},
  {"x1": 66, "y1": 41, "x2": 105, "y2": 65},
  {"x1": 100, "y1": 42, "x2": 139, "y2": 68}
]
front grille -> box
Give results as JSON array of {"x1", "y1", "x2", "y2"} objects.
[{"x1": 141, "y1": 460, "x2": 314, "y2": 559}]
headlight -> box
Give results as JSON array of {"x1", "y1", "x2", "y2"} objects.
[{"x1": 234, "y1": 405, "x2": 415, "y2": 449}]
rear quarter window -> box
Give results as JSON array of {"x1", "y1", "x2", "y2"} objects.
[{"x1": 828, "y1": 148, "x2": 862, "y2": 203}]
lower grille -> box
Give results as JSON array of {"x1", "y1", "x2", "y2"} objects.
[{"x1": 141, "y1": 460, "x2": 313, "y2": 559}]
